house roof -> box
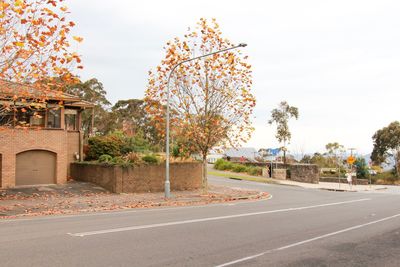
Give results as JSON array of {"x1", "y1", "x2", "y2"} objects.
[
  {"x1": 225, "y1": 147, "x2": 259, "y2": 159},
  {"x1": 0, "y1": 80, "x2": 94, "y2": 108}
]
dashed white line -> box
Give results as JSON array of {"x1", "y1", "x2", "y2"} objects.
[
  {"x1": 0, "y1": 197, "x2": 269, "y2": 223},
  {"x1": 68, "y1": 198, "x2": 370, "y2": 237},
  {"x1": 215, "y1": 212, "x2": 400, "y2": 267}
]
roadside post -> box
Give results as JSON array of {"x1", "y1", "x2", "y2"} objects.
[{"x1": 347, "y1": 155, "x2": 355, "y2": 189}]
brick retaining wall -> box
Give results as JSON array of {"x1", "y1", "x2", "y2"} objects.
[{"x1": 70, "y1": 162, "x2": 202, "y2": 193}]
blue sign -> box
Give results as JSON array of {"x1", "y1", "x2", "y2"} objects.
[{"x1": 267, "y1": 148, "x2": 280, "y2": 156}]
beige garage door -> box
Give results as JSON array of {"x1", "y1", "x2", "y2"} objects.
[{"x1": 16, "y1": 150, "x2": 56, "y2": 186}]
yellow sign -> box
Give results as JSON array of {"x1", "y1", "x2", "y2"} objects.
[{"x1": 347, "y1": 156, "x2": 355, "y2": 165}]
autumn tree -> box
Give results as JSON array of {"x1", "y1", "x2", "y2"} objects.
[
  {"x1": 268, "y1": 101, "x2": 299, "y2": 164},
  {"x1": 0, "y1": 0, "x2": 82, "y2": 104},
  {"x1": 145, "y1": 18, "x2": 255, "y2": 190},
  {"x1": 371, "y1": 121, "x2": 400, "y2": 176}
]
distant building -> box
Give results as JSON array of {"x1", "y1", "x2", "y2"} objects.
[
  {"x1": 206, "y1": 153, "x2": 224, "y2": 163},
  {"x1": 225, "y1": 147, "x2": 259, "y2": 162}
]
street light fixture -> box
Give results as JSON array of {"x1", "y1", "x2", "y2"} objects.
[{"x1": 164, "y1": 43, "x2": 247, "y2": 198}]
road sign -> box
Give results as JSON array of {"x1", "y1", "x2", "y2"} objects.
[{"x1": 347, "y1": 156, "x2": 355, "y2": 165}]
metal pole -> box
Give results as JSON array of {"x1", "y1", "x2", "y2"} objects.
[
  {"x1": 338, "y1": 152, "x2": 340, "y2": 189},
  {"x1": 164, "y1": 43, "x2": 247, "y2": 198}
]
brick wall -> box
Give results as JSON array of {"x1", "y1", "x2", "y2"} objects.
[
  {"x1": 67, "y1": 131, "x2": 80, "y2": 178},
  {"x1": 0, "y1": 128, "x2": 79, "y2": 188},
  {"x1": 71, "y1": 162, "x2": 202, "y2": 193}
]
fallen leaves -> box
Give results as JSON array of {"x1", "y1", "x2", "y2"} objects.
[{"x1": 0, "y1": 183, "x2": 269, "y2": 219}]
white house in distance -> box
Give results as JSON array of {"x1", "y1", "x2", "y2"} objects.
[
  {"x1": 206, "y1": 149, "x2": 224, "y2": 163},
  {"x1": 207, "y1": 147, "x2": 260, "y2": 163}
]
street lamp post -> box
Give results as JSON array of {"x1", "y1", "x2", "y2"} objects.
[{"x1": 164, "y1": 43, "x2": 247, "y2": 198}]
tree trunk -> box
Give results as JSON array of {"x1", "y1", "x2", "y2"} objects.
[
  {"x1": 283, "y1": 149, "x2": 286, "y2": 165},
  {"x1": 202, "y1": 155, "x2": 208, "y2": 193}
]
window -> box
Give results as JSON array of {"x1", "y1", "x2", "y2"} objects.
[
  {"x1": 47, "y1": 109, "x2": 61, "y2": 128},
  {"x1": 29, "y1": 110, "x2": 46, "y2": 127},
  {"x1": 65, "y1": 109, "x2": 78, "y2": 131},
  {"x1": 0, "y1": 108, "x2": 14, "y2": 126},
  {"x1": 15, "y1": 108, "x2": 45, "y2": 127}
]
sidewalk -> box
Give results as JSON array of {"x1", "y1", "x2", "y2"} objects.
[
  {"x1": 208, "y1": 167, "x2": 390, "y2": 192},
  {"x1": 274, "y1": 179, "x2": 387, "y2": 192},
  {"x1": 0, "y1": 181, "x2": 269, "y2": 219}
]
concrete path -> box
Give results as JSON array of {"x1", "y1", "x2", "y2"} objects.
[{"x1": 274, "y1": 179, "x2": 388, "y2": 192}]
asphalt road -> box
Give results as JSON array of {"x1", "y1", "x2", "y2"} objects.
[{"x1": 1, "y1": 176, "x2": 400, "y2": 267}]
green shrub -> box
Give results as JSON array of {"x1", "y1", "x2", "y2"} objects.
[
  {"x1": 214, "y1": 159, "x2": 234, "y2": 171},
  {"x1": 142, "y1": 154, "x2": 159, "y2": 164},
  {"x1": 231, "y1": 164, "x2": 248, "y2": 173},
  {"x1": 111, "y1": 156, "x2": 126, "y2": 165},
  {"x1": 87, "y1": 134, "x2": 124, "y2": 160},
  {"x1": 247, "y1": 166, "x2": 262, "y2": 176},
  {"x1": 214, "y1": 159, "x2": 224, "y2": 170},
  {"x1": 87, "y1": 132, "x2": 156, "y2": 160},
  {"x1": 124, "y1": 152, "x2": 141, "y2": 164},
  {"x1": 371, "y1": 171, "x2": 399, "y2": 184},
  {"x1": 121, "y1": 133, "x2": 153, "y2": 154},
  {"x1": 98, "y1": 154, "x2": 113, "y2": 163}
]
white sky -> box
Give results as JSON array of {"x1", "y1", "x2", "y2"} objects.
[{"x1": 68, "y1": 0, "x2": 400, "y2": 155}]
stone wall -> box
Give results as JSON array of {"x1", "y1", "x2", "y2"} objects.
[
  {"x1": 289, "y1": 164, "x2": 319, "y2": 184},
  {"x1": 272, "y1": 169, "x2": 286, "y2": 180},
  {"x1": 70, "y1": 162, "x2": 202, "y2": 193},
  {"x1": 240, "y1": 162, "x2": 320, "y2": 184}
]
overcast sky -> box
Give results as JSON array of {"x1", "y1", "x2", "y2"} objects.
[{"x1": 68, "y1": 0, "x2": 400, "y2": 155}]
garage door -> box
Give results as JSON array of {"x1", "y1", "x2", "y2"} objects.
[{"x1": 16, "y1": 150, "x2": 56, "y2": 186}]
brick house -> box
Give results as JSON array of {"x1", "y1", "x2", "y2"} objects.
[{"x1": 0, "y1": 80, "x2": 93, "y2": 188}]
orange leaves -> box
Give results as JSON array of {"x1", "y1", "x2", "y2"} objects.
[
  {"x1": 14, "y1": 41, "x2": 24, "y2": 47},
  {"x1": 145, "y1": 18, "x2": 254, "y2": 152},
  {"x1": 1, "y1": 0, "x2": 83, "y2": 96},
  {"x1": 227, "y1": 54, "x2": 235, "y2": 65},
  {"x1": 14, "y1": 0, "x2": 23, "y2": 7},
  {"x1": 183, "y1": 41, "x2": 190, "y2": 52},
  {"x1": 72, "y1": 36, "x2": 83, "y2": 43}
]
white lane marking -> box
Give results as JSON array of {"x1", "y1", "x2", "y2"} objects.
[
  {"x1": 215, "y1": 212, "x2": 400, "y2": 267},
  {"x1": 0, "y1": 197, "x2": 270, "y2": 223},
  {"x1": 68, "y1": 198, "x2": 370, "y2": 237}
]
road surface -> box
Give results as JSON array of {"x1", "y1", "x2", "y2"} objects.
[{"x1": 1, "y1": 175, "x2": 400, "y2": 266}]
